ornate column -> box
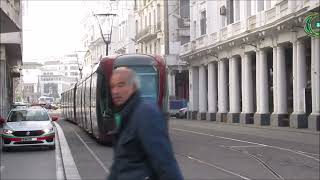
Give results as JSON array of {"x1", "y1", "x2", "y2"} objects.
[
  {"x1": 172, "y1": 72, "x2": 176, "y2": 98},
  {"x1": 290, "y1": 39, "x2": 308, "y2": 128},
  {"x1": 217, "y1": 60, "x2": 228, "y2": 122},
  {"x1": 228, "y1": 57, "x2": 240, "y2": 123},
  {"x1": 198, "y1": 65, "x2": 207, "y2": 120},
  {"x1": 308, "y1": 37, "x2": 320, "y2": 131},
  {"x1": 254, "y1": 49, "x2": 270, "y2": 125},
  {"x1": 168, "y1": 71, "x2": 173, "y2": 97},
  {"x1": 207, "y1": 62, "x2": 217, "y2": 121},
  {"x1": 240, "y1": 53, "x2": 254, "y2": 124},
  {"x1": 271, "y1": 45, "x2": 288, "y2": 127},
  {"x1": 187, "y1": 66, "x2": 199, "y2": 120}
]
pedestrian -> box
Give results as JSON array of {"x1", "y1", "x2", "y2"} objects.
[{"x1": 107, "y1": 67, "x2": 184, "y2": 180}]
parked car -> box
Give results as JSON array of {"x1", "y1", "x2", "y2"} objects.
[
  {"x1": 10, "y1": 102, "x2": 30, "y2": 109},
  {"x1": 0, "y1": 106, "x2": 58, "y2": 151},
  {"x1": 175, "y1": 107, "x2": 187, "y2": 119}
]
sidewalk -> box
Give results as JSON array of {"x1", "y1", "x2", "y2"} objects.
[
  {"x1": 54, "y1": 122, "x2": 82, "y2": 180},
  {"x1": 171, "y1": 117, "x2": 320, "y2": 135}
]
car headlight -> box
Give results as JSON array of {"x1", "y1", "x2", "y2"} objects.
[
  {"x1": 3, "y1": 129, "x2": 14, "y2": 134},
  {"x1": 43, "y1": 127, "x2": 54, "y2": 133}
]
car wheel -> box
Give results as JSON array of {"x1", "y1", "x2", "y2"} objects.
[
  {"x1": 48, "y1": 144, "x2": 55, "y2": 150},
  {"x1": 183, "y1": 112, "x2": 187, "y2": 118},
  {"x1": 2, "y1": 146, "x2": 11, "y2": 152}
]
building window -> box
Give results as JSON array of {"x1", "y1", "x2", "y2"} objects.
[
  {"x1": 149, "y1": 12, "x2": 151, "y2": 27},
  {"x1": 150, "y1": 44, "x2": 152, "y2": 54},
  {"x1": 145, "y1": 16, "x2": 147, "y2": 28},
  {"x1": 157, "y1": 4, "x2": 161, "y2": 23},
  {"x1": 157, "y1": 39, "x2": 161, "y2": 53},
  {"x1": 257, "y1": 0, "x2": 264, "y2": 12},
  {"x1": 227, "y1": 0, "x2": 234, "y2": 24},
  {"x1": 136, "y1": 20, "x2": 138, "y2": 33},
  {"x1": 153, "y1": 9, "x2": 156, "y2": 27},
  {"x1": 234, "y1": 0, "x2": 240, "y2": 22},
  {"x1": 200, "y1": 11, "x2": 206, "y2": 35},
  {"x1": 193, "y1": 21, "x2": 196, "y2": 38}
]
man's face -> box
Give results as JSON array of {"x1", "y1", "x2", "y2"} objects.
[{"x1": 110, "y1": 72, "x2": 135, "y2": 107}]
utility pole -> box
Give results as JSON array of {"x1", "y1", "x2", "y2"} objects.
[{"x1": 93, "y1": 13, "x2": 117, "y2": 56}]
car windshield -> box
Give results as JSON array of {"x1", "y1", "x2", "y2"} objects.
[{"x1": 8, "y1": 109, "x2": 50, "y2": 122}]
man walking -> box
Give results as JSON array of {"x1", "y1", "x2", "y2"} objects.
[{"x1": 107, "y1": 67, "x2": 183, "y2": 180}]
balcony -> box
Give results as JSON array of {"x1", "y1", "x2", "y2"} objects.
[
  {"x1": 196, "y1": 35, "x2": 208, "y2": 49},
  {"x1": 265, "y1": 7, "x2": 277, "y2": 24},
  {"x1": 0, "y1": 0, "x2": 22, "y2": 33},
  {"x1": 180, "y1": 0, "x2": 319, "y2": 57},
  {"x1": 135, "y1": 25, "x2": 158, "y2": 42}
]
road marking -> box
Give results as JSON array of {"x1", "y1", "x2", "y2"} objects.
[
  {"x1": 55, "y1": 122, "x2": 82, "y2": 180},
  {"x1": 172, "y1": 128, "x2": 320, "y2": 161},
  {"x1": 0, "y1": 166, "x2": 4, "y2": 173},
  {"x1": 72, "y1": 128, "x2": 110, "y2": 174},
  {"x1": 177, "y1": 154, "x2": 251, "y2": 180},
  {"x1": 222, "y1": 145, "x2": 265, "y2": 148}
]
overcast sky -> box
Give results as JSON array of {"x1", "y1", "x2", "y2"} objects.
[{"x1": 22, "y1": 1, "x2": 92, "y2": 61}]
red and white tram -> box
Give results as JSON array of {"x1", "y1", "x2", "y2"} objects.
[{"x1": 61, "y1": 54, "x2": 168, "y2": 143}]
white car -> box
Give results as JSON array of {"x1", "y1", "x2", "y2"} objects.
[{"x1": 1, "y1": 107, "x2": 58, "y2": 151}]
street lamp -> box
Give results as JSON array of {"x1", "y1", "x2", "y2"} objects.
[
  {"x1": 93, "y1": 13, "x2": 117, "y2": 56},
  {"x1": 74, "y1": 52, "x2": 83, "y2": 79}
]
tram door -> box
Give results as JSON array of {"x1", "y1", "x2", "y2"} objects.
[{"x1": 96, "y1": 72, "x2": 114, "y2": 139}]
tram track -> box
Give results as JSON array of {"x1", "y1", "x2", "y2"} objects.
[
  {"x1": 170, "y1": 127, "x2": 319, "y2": 179},
  {"x1": 221, "y1": 145, "x2": 285, "y2": 180},
  {"x1": 172, "y1": 128, "x2": 320, "y2": 162},
  {"x1": 175, "y1": 153, "x2": 252, "y2": 180}
]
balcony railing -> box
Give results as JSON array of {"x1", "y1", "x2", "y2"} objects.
[
  {"x1": 180, "y1": 0, "x2": 318, "y2": 56},
  {"x1": 265, "y1": 7, "x2": 276, "y2": 24},
  {"x1": 196, "y1": 35, "x2": 208, "y2": 49},
  {"x1": 135, "y1": 25, "x2": 158, "y2": 42}
]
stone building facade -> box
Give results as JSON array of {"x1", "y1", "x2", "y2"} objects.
[{"x1": 180, "y1": 0, "x2": 319, "y2": 130}]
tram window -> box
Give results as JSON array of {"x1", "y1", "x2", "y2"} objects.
[
  {"x1": 128, "y1": 66, "x2": 158, "y2": 104},
  {"x1": 98, "y1": 74, "x2": 112, "y2": 119}
]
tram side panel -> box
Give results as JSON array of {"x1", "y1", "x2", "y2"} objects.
[
  {"x1": 91, "y1": 73, "x2": 100, "y2": 139},
  {"x1": 85, "y1": 76, "x2": 92, "y2": 133}
]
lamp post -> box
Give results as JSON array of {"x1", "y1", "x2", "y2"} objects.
[
  {"x1": 74, "y1": 52, "x2": 84, "y2": 79},
  {"x1": 93, "y1": 13, "x2": 117, "y2": 56},
  {"x1": 74, "y1": 51, "x2": 86, "y2": 79}
]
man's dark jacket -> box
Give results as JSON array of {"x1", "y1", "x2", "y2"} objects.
[{"x1": 107, "y1": 92, "x2": 183, "y2": 180}]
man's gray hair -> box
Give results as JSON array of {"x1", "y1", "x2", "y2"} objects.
[{"x1": 113, "y1": 67, "x2": 140, "y2": 89}]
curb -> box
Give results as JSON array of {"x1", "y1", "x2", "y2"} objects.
[
  {"x1": 55, "y1": 122, "x2": 82, "y2": 180},
  {"x1": 172, "y1": 118, "x2": 320, "y2": 135}
]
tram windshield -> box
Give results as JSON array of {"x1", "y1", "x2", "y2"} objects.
[{"x1": 130, "y1": 66, "x2": 158, "y2": 104}]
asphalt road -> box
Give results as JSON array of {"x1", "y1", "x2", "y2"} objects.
[
  {"x1": 58, "y1": 117, "x2": 319, "y2": 180},
  {"x1": 0, "y1": 134, "x2": 58, "y2": 180},
  {"x1": 0, "y1": 110, "x2": 63, "y2": 180}
]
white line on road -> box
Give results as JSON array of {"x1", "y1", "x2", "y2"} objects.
[
  {"x1": 172, "y1": 128, "x2": 320, "y2": 162},
  {"x1": 223, "y1": 145, "x2": 265, "y2": 148},
  {"x1": 55, "y1": 122, "x2": 82, "y2": 180},
  {"x1": 0, "y1": 166, "x2": 4, "y2": 173},
  {"x1": 177, "y1": 154, "x2": 251, "y2": 180},
  {"x1": 72, "y1": 128, "x2": 110, "y2": 174}
]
